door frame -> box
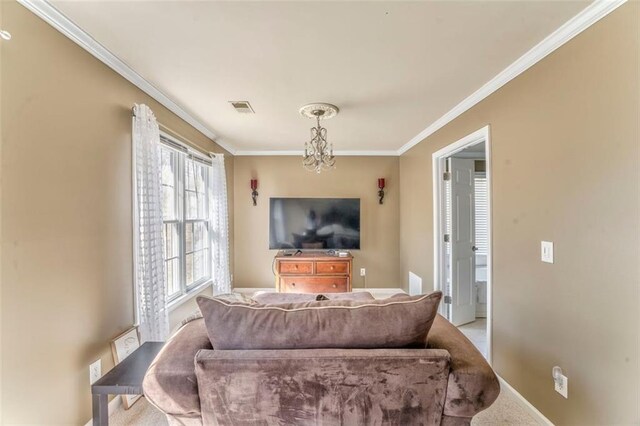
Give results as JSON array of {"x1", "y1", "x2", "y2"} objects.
[{"x1": 432, "y1": 125, "x2": 493, "y2": 364}]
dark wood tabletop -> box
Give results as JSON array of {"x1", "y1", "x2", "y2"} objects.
[{"x1": 91, "y1": 341, "x2": 164, "y2": 396}]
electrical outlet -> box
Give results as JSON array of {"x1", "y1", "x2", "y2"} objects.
[
  {"x1": 554, "y1": 372, "x2": 568, "y2": 398},
  {"x1": 541, "y1": 241, "x2": 554, "y2": 263},
  {"x1": 89, "y1": 359, "x2": 102, "y2": 385},
  {"x1": 360, "y1": 268, "x2": 366, "y2": 277}
]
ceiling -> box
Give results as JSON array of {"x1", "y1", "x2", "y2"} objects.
[{"x1": 50, "y1": 1, "x2": 590, "y2": 154}]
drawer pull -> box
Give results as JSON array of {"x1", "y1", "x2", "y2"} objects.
[
  {"x1": 291, "y1": 283, "x2": 296, "y2": 287},
  {"x1": 332, "y1": 284, "x2": 337, "y2": 288},
  {"x1": 330, "y1": 266, "x2": 335, "y2": 270}
]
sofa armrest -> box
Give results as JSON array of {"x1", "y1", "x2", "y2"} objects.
[
  {"x1": 196, "y1": 348, "x2": 451, "y2": 425},
  {"x1": 143, "y1": 317, "x2": 211, "y2": 419},
  {"x1": 427, "y1": 315, "x2": 499, "y2": 418}
]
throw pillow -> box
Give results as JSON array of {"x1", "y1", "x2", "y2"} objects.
[{"x1": 196, "y1": 292, "x2": 442, "y2": 350}]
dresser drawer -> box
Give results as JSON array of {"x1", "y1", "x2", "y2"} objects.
[
  {"x1": 316, "y1": 261, "x2": 350, "y2": 275},
  {"x1": 278, "y1": 261, "x2": 313, "y2": 275},
  {"x1": 280, "y1": 277, "x2": 349, "y2": 293}
]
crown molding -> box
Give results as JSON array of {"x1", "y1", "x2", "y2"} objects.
[
  {"x1": 234, "y1": 150, "x2": 399, "y2": 157},
  {"x1": 18, "y1": 0, "x2": 625, "y2": 157},
  {"x1": 17, "y1": 0, "x2": 237, "y2": 155},
  {"x1": 397, "y1": 0, "x2": 627, "y2": 156}
]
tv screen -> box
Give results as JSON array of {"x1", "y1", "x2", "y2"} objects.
[{"x1": 269, "y1": 198, "x2": 360, "y2": 250}]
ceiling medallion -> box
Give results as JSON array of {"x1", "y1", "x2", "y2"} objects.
[{"x1": 299, "y1": 103, "x2": 339, "y2": 174}]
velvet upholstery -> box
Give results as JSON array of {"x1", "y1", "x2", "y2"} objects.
[
  {"x1": 196, "y1": 292, "x2": 442, "y2": 350},
  {"x1": 143, "y1": 317, "x2": 211, "y2": 421},
  {"x1": 427, "y1": 315, "x2": 500, "y2": 418},
  {"x1": 144, "y1": 295, "x2": 499, "y2": 425},
  {"x1": 195, "y1": 348, "x2": 451, "y2": 425}
]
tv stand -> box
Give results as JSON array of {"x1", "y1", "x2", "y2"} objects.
[{"x1": 274, "y1": 251, "x2": 353, "y2": 293}]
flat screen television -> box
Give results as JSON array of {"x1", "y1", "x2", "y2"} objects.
[{"x1": 269, "y1": 198, "x2": 360, "y2": 250}]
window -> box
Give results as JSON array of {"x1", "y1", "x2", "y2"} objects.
[{"x1": 160, "y1": 135, "x2": 213, "y2": 303}]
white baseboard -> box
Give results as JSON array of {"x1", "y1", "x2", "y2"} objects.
[
  {"x1": 497, "y1": 375, "x2": 554, "y2": 426},
  {"x1": 233, "y1": 287, "x2": 406, "y2": 299},
  {"x1": 83, "y1": 396, "x2": 122, "y2": 426}
]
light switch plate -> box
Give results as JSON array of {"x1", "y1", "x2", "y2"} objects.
[
  {"x1": 541, "y1": 241, "x2": 554, "y2": 263},
  {"x1": 554, "y1": 373, "x2": 568, "y2": 398}
]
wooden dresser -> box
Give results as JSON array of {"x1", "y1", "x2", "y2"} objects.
[{"x1": 274, "y1": 251, "x2": 353, "y2": 293}]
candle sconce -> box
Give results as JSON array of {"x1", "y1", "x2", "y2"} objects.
[
  {"x1": 250, "y1": 179, "x2": 258, "y2": 206},
  {"x1": 378, "y1": 178, "x2": 386, "y2": 204}
]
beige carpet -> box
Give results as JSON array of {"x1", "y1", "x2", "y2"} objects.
[{"x1": 111, "y1": 382, "x2": 538, "y2": 425}]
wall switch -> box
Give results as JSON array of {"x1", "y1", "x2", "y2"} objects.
[
  {"x1": 541, "y1": 241, "x2": 554, "y2": 263},
  {"x1": 554, "y1": 372, "x2": 568, "y2": 398},
  {"x1": 89, "y1": 359, "x2": 102, "y2": 385},
  {"x1": 360, "y1": 268, "x2": 366, "y2": 277}
]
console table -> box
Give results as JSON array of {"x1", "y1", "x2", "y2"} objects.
[
  {"x1": 91, "y1": 341, "x2": 163, "y2": 426},
  {"x1": 274, "y1": 251, "x2": 353, "y2": 293}
]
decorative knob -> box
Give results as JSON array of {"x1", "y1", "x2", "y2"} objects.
[
  {"x1": 330, "y1": 266, "x2": 335, "y2": 270},
  {"x1": 472, "y1": 246, "x2": 478, "y2": 252},
  {"x1": 291, "y1": 283, "x2": 296, "y2": 287},
  {"x1": 332, "y1": 284, "x2": 337, "y2": 288}
]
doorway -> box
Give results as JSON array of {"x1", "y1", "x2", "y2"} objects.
[{"x1": 432, "y1": 126, "x2": 492, "y2": 362}]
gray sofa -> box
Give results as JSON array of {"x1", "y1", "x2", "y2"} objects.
[{"x1": 143, "y1": 294, "x2": 499, "y2": 425}]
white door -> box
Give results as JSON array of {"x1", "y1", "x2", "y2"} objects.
[{"x1": 448, "y1": 158, "x2": 476, "y2": 326}]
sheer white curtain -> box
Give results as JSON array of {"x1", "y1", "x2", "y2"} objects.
[
  {"x1": 133, "y1": 104, "x2": 169, "y2": 342},
  {"x1": 209, "y1": 154, "x2": 231, "y2": 294}
]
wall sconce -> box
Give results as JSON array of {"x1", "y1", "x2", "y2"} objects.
[
  {"x1": 378, "y1": 178, "x2": 386, "y2": 204},
  {"x1": 250, "y1": 179, "x2": 258, "y2": 206}
]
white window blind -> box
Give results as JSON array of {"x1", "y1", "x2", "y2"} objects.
[{"x1": 474, "y1": 173, "x2": 488, "y2": 256}]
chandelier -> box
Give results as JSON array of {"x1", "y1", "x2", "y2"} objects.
[{"x1": 299, "y1": 103, "x2": 339, "y2": 173}]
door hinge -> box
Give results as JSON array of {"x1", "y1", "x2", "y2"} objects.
[
  {"x1": 443, "y1": 171, "x2": 451, "y2": 181},
  {"x1": 444, "y1": 295, "x2": 452, "y2": 304},
  {"x1": 444, "y1": 234, "x2": 450, "y2": 243}
]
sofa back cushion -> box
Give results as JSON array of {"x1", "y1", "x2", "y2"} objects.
[
  {"x1": 195, "y1": 348, "x2": 451, "y2": 425},
  {"x1": 196, "y1": 292, "x2": 442, "y2": 350}
]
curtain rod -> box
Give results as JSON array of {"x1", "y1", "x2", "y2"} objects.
[{"x1": 132, "y1": 107, "x2": 224, "y2": 158}]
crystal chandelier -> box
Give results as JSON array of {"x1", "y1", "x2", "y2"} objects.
[{"x1": 299, "y1": 103, "x2": 339, "y2": 173}]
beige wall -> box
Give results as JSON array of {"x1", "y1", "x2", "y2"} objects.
[
  {"x1": 399, "y1": 4, "x2": 639, "y2": 424},
  {"x1": 0, "y1": 2, "x2": 233, "y2": 424},
  {"x1": 0, "y1": 2, "x2": 4, "y2": 419},
  {"x1": 233, "y1": 156, "x2": 400, "y2": 289}
]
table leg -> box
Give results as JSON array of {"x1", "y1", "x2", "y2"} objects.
[{"x1": 92, "y1": 393, "x2": 109, "y2": 426}]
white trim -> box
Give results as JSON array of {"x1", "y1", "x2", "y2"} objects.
[
  {"x1": 83, "y1": 396, "x2": 122, "y2": 426},
  {"x1": 398, "y1": 0, "x2": 626, "y2": 155},
  {"x1": 17, "y1": 0, "x2": 624, "y2": 157},
  {"x1": 16, "y1": 0, "x2": 236, "y2": 156},
  {"x1": 432, "y1": 125, "x2": 493, "y2": 364},
  {"x1": 167, "y1": 280, "x2": 212, "y2": 311},
  {"x1": 234, "y1": 150, "x2": 399, "y2": 157},
  {"x1": 235, "y1": 151, "x2": 303, "y2": 157},
  {"x1": 159, "y1": 130, "x2": 212, "y2": 163},
  {"x1": 498, "y1": 375, "x2": 555, "y2": 426}
]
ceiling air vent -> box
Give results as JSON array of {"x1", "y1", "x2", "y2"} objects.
[{"x1": 229, "y1": 101, "x2": 255, "y2": 114}]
